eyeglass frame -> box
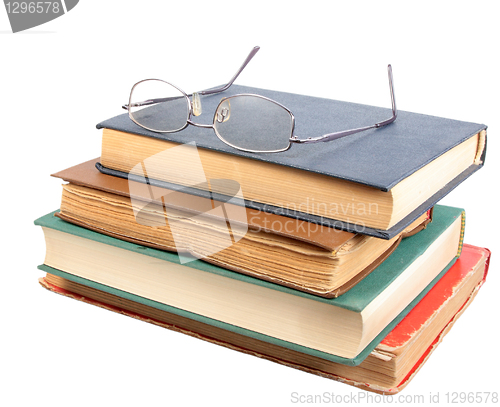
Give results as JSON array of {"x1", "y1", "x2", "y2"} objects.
[{"x1": 123, "y1": 46, "x2": 397, "y2": 153}]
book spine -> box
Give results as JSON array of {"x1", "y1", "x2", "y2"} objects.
[{"x1": 457, "y1": 211, "x2": 466, "y2": 257}]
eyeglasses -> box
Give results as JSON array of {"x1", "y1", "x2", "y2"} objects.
[{"x1": 123, "y1": 46, "x2": 397, "y2": 153}]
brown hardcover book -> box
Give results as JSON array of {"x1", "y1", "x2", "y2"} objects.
[
  {"x1": 52, "y1": 158, "x2": 431, "y2": 297},
  {"x1": 39, "y1": 244, "x2": 490, "y2": 394}
]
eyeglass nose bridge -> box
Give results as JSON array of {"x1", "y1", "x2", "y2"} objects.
[
  {"x1": 187, "y1": 97, "x2": 230, "y2": 130},
  {"x1": 186, "y1": 119, "x2": 214, "y2": 129},
  {"x1": 188, "y1": 98, "x2": 230, "y2": 129}
]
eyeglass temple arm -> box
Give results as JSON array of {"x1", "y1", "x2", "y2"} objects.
[
  {"x1": 122, "y1": 96, "x2": 184, "y2": 110},
  {"x1": 290, "y1": 65, "x2": 397, "y2": 144},
  {"x1": 121, "y1": 46, "x2": 260, "y2": 110},
  {"x1": 197, "y1": 46, "x2": 260, "y2": 96}
]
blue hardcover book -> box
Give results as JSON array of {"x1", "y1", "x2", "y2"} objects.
[{"x1": 96, "y1": 84, "x2": 486, "y2": 239}]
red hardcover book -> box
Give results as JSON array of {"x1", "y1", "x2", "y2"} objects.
[{"x1": 39, "y1": 244, "x2": 490, "y2": 394}]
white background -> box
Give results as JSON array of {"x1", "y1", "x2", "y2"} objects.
[{"x1": 1, "y1": 1, "x2": 498, "y2": 406}]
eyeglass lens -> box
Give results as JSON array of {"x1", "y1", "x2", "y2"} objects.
[
  {"x1": 214, "y1": 95, "x2": 293, "y2": 152},
  {"x1": 129, "y1": 79, "x2": 190, "y2": 132}
]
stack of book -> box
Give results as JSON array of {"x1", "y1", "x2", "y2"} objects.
[{"x1": 35, "y1": 83, "x2": 489, "y2": 394}]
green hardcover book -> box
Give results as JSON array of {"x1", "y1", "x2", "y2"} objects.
[{"x1": 35, "y1": 205, "x2": 464, "y2": 366}]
